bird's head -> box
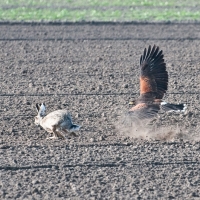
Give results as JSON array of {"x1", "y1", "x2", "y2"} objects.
[{"x1": 129, "y1": 100, "x2": 136, "y2": 106}]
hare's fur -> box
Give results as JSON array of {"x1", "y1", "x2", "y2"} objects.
[{"x1": 35, "y1": 103, "x2": 80, "y2": 139}]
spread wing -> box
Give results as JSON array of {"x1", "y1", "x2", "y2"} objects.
[
  {"x1": 128, "y1": 45, "x2": 168, "y2": 120},
  {"x1": 139, "y1": 45, "x2": 168, "y2": 100}
]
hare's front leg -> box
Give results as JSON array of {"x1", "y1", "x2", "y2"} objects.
[{"x1": 46, "y1": 131, "x2": 57, "y2": 139}]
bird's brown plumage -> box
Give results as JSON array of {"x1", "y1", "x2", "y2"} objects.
[
  {"x1": 129, "y1": 45, "x2": 168, "y2": 119},
  {"x1": 139, "y1": 45, "x2": 168, "y2": 99}
]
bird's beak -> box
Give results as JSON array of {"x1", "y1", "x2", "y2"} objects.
[{"x1": 129, "y1": 101, "x2": 134, "y2": 105}]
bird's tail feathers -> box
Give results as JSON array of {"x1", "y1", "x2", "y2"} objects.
[{"x1": 161, "y1": 102, "x2": 187, "y2": 112}]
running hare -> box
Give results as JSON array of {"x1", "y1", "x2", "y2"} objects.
[{"x1": 34, "y1": 103, "x2": 80, "y2": 139}]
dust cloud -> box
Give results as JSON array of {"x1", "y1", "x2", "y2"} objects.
[{"x1": 117, "y1": 109, "x2": 200, "y2": 141}]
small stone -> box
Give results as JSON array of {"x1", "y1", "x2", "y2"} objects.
[
  {"x1": 97, "y1": 85, "x2": 102, "y2": 91},
  {"x1": 90, "y1": 87, "x2": 95, "y2": 91},
  {"x1": 22, "y1": 70, "x2": 27, "y2": 74},
  {"x1": 124, "y1": 84, "x2": 128, "y2": 88},
  {"x1": 91, "y1": 190, "x2": 95, "y2": 195},
  {"x1": 13, "y1": 159, "x2": 17, "y2": 164},
  {"x1": 97, "y1": 57, "x2": 103, "y2": 61},
  {"x1": 192, "y1": 192, "x2": 199, "y2": 197},
  {"x1": 101, "y1": 112, "x2": 106, "y2": 117},
  {"x1": 32, "y1": 180, "x2": 39, "y2": 184},
  {"x1": 32, "y1": 188, "x2": 40, "y2": 194},
  {"x1": 75, "y1": 113, "x2": 80, "y2": 118},
  {"x1": 90, "y1": 138, "x2": 95, "y2": 142},
  {"x1": 8, "y1": 128, "x2": 13, "y2": 133},
  {"x1": 116, "y1": 157, "x2": 121, "y2": 161},
  {"x1": 99, "y1": 136, "x2": 104, "y2": 141}
]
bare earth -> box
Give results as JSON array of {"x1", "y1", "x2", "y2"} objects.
[{"x1": 0, "y1": 23, "x2": 200, "y2": 199}]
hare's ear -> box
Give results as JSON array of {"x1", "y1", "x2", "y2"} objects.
[
  {"x1": 39, "y1": 103, "x2": 46, "y2": 116},
  {"x1": 36, "y1": 103, "x2": 40, "y2": 112}
]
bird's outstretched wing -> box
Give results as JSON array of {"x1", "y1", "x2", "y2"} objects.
[
  {"x1": 129, "y1": 45, "x2": 168, "y2": 120},
  {"x1": 139, "y1": 45, "x2": 168, "y2": 99},
  {"x1": 129, "y1": 103, "x2": 160, "y2": 119}
]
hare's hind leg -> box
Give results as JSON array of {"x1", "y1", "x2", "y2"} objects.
[
  {"x1": 55, "y1": 131, "x2": 65, "y2": 139},
  {"x1": 70, "y1": 132, "x2": 78, "y2": 137},
  {"x1": 47, "y1": 125, "x2": 65, "y2": 140},
  {"x1": 62, "y1": 129, "x2": 78, "y2": 137},
  {"x1": 54, "y1": 125, "x2": 65, "y2": 139}
]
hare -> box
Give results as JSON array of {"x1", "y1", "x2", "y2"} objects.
[{"x1": 34, "y1": 103, "x2": 80, "y2": 139}]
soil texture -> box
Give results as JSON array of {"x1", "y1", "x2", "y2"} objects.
[{"x1": 0, "y1": 23, "x2": 200, "y2": 199}]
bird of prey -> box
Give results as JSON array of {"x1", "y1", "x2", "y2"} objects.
[{"x1": 128, "y1": 45, "x2": 186, "y2": 120}]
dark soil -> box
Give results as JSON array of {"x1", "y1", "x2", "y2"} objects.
[{"x1": 0, "y1": 23, "x2": 200, "y2": 199}]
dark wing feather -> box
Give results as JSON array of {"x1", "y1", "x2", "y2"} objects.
[
  {"x1": 139, "y1": 45, "x2": 168, "y2": 99},
  {"x1": 129, "y1": 103, "x2": 160, "y2": 120}
]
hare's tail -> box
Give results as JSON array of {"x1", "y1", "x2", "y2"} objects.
[{"x1": 70, "y1": 124, "x2": 80, "y2": 132}]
